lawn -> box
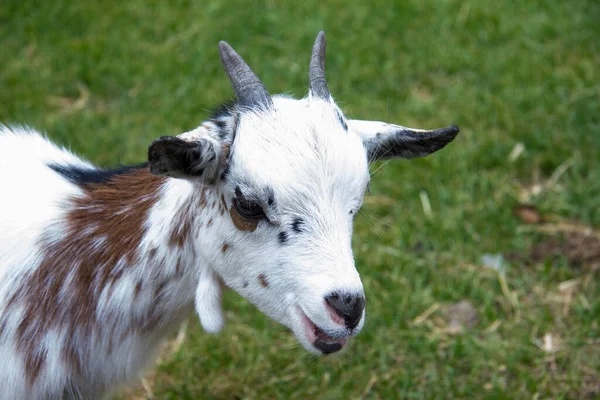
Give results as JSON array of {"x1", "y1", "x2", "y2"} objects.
[{"x1": 1, "y1": 0, "x2": 599, "y2": 398}]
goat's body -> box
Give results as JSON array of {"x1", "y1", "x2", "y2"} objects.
[{"x1": 0, "y1": 127, "x2": 206, "y2": 399}]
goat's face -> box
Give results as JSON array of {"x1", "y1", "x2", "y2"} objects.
[
  {"x1": 148, "y1": 33, "x2": 459, "y2": 355},
  {"x1": 215, "y1": 97, "x2": 370, "y2": 355}
]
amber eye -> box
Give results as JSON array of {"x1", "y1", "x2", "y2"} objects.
[{"x1": 233, "y1": 198, "x2": 266, "y2": 220}]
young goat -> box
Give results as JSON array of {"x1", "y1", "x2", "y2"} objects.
[{"x1": 0, "y1": 32, "x2": 459, "y2": 398}]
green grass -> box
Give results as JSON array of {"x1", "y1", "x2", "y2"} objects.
[{"x1": 2, "y1": 0, "x2": 599, "y2": 398}]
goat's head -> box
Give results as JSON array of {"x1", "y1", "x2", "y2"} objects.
[{"x1": 147, "y1": 32, "x2": 459, "y2": 355}]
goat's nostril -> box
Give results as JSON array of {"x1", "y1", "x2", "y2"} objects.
[{"x1": 324, "y1": 292, "x2": 365, "y2": 329}]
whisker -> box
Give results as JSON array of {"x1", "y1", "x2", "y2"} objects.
[
  {"x1": 369, "y1": 159, "x2": 393, "y2": 177},
  {"x1": 358, "y1": 211, "x2": 386, "y2": 240}
]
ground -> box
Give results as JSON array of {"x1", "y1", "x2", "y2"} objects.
[{"x1": 1, "y1": 0, "x2": 599, "y2": 399}]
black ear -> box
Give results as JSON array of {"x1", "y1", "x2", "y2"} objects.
[
  {"x1": 348, "y1": 120, "x2": 459, "y2": 162},
  {"x1": 148, "y1": 136, "x2": 218, "y2": 179}
]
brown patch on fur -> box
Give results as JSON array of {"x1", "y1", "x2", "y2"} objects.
[
  {"x1": 219, "y1": 193, "x2": 227, "y2": 216},
  {"x1": 134, "y1": 280, "x2": 143, "y2": 299},
  {"x1": 0, "y1": 319, "x2": 6, "y2": 339},
  {"x1": 221, "y1": 243, "x2": 230, "y2": 253},
  {"x1": 148, "y1": 248, "x2": 157, "y2": 261},
  {"x1": 175, "y1": 257, "x2": 184, "y2": 277},
  {"x1": 28, "y1": 349, "x2": 47, "y2": 385},
  {"x1": 62, "y1": 338, "x2": 83, "y2": 377},
  {"x1": 169, "y1": 200, "x2": 194, "y2": 249},
  {"x1": 258, "y1": 274, "x2": 269, "y2": 288},
  {"x1": 207, "y1": 218, "x2": 213, "y2": 227},
  {"x1": 229, "y1": 207, "x2": 258, "y2": 232},
  {"x1": 8, "y1": 168, "x2": 165, "y2": 385},
  {"x1": 220, "y1": 143, "x2": 231, "y2": 168},
  {"x1": 198, "y1": 188, "x2": 208, "y2": 208}
]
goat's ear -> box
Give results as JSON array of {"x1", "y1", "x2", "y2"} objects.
[
  {"x1": 348, "y1": 120, "x2": 459, "y2": 162},
  {"x1": 148, "y1": 127, "x2": 222, "y2": 180}
]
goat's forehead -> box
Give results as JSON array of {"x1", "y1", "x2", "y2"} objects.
[{"x1": 228, "y1": 97, "x2": 369, "y2": 201}]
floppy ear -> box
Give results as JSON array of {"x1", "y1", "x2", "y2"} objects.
[
  {"x1": 148, "y1": 125, "x2": 223, "y2": 180},
  {"x1": 348, "y1": 120, "x2": 459, "y2": 162}
]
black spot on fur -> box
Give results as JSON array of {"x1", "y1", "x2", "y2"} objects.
[
  {"x1": 243, "y1": 281, "x2": 249, "y2": 288},
  {"x1": 209, "y1": 99, "x2": 238, "y2": 120},
  {"x1": 291, "y1": 218, "x2": 304, "y2": 233},
  {"x1": 213, "y1": 119, "x2": 229, "y2": 139},
  {"x1": 235, "y1": 186, "x2": 244, "y2": 199},
  {"x1": 213, "y1": 119, "x2": 227, "y2": 129},
  {"x1": 278, "y1": 231, "x2": 288, "y2": 244},
  {"x1": 266, "y1": 187, "x2": 275, "y2": 207},
  {"x1": 336, "y1": 110, "x2": 348, "y2": 131},
  {"x1": 219, "y1": 112, "x2": 239, "y2": 182},
  {"x1": 49, "y1": 163, "x2": 149, "y2": 186},
  {"x1": 220, "y1": 163, "x2": 231, "y2": 181}
]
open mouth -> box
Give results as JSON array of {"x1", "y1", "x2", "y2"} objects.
[{"x1": 298, "y1": 308, "x2": 348, "y2": 354}]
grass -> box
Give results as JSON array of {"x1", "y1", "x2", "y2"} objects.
[{"x1": 2, "y1": 0, "x2": 599, "y2": 398}]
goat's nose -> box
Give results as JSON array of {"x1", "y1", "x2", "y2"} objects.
[{"x1": 325, "y1": 292, "x2": 365, "y2": 329}]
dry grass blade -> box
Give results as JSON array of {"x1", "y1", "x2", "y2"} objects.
[{"x1": 412, "y1": 303, "x2": 440, "y2": 326}]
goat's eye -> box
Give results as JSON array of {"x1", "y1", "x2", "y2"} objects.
[{"x1": 233, "y1": 198, "x2": 266, "y2": 220}]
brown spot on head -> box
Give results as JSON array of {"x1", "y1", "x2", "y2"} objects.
[
  {"x1": 221, "y1": 243, "x2": 230, "y2": 253},
  {"x1": 258, "y1": 274, "x2": 269, "y2": 288},
  {"x1": 229, "y1": 207, "x2": 258, "y2": 232},
  {"x1": 220, "y1": 142, "x2": 231, "y2": 168}
]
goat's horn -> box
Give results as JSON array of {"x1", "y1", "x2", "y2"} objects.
[
  {"x1": 218, "y1": 41, "x2": 273, "y2": 109},
  {"x1": 309, "y1": 31, "x2": 330, "y2": 100}
]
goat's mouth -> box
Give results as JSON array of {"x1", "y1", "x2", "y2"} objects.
[{"x1": 298, "y1": 308, "x2": 348, "y2": 355}]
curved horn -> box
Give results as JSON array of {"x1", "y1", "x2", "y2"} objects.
[
  {"x1": 309, "y1": 31, "x2": 330, "y2": 100},
  {"x1": 218, "y1": 41, "x2": 273, "y2": 109}
]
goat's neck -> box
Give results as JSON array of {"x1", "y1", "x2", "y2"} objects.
[
  {"x1": 6, "y1": 168, "x2": 223, "y2": 389},
  {"x1": 88, "y1": 170, "x2": 223, "y2": 322},
  {"x1": 13, "y1": 168, "x2": 220, "y2": 344},
  {"x1": 62, "y1": 168, "x2": 220, "y2": 326}
]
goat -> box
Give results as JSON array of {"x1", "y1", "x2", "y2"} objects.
[{"x1": 0, "y1": 32, "x2": 459, "y2": 399}]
